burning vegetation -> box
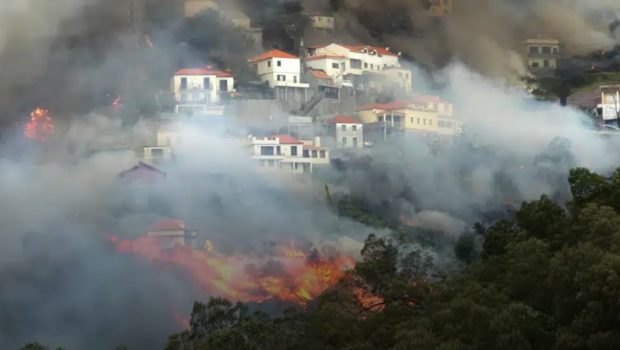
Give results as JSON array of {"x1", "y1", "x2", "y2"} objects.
[
  {"x1": 107, "y1": 233, "x2": 356, "y2": 306},
  {"x1": 24, "y1": 108, "x2": 54, "y2": 142}
]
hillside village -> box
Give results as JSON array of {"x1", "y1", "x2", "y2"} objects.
[{"x1": 107, "y1": 0, "x2": 620, "y2": 178}]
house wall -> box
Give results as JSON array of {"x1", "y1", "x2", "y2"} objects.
[
  {"x1": 184, "y1": 0, "x2": 216, "y2": 17},
  {"x1": 305, "y1": 57, "x2": 347, "y2": 79},
  {"x1": 254, "y1": 57, "x2": 304, "y2": 88},
  {"x1": 309, "y1": 15, "x2": 335, "y2": 31},
  {"x1": 313, "y1": 44, "x2": 400, "y2": 77},
  {"x1": 172, "y1": 74, "x2": 234, "y2": 104},
  {"x1": 601, "y1": 89, "x2": 620, "y2": 120},
  {"x1": 335, "y1": 123, "x2": 363, "y2": 148}
]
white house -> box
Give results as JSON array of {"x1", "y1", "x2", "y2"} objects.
[
  {"x1": 308, "y1": 14, "x2": 336, "y2": 32},
  {"x1": 304, "y1": 44, "x2": 411, "y2": 92},
  {"x1": 143, "y1": 123, "x2": 181, "y2": 165},
  {"x1": 172, "y1": 67, "x2": 234, "y2": 114},
  {"x1": 248, "y1": 49, "x2": 308, "y2": 88},
  {"x1": 599, "y1": 85, "x2": 620, "y2": 121},
  {"x1": 248, "y1": 49, "x2": 310, "y2": 108},
  {"x1": 330, "y1": 115, "x2": 364, "y2": 149},
  {"x1": 247, "y1": 134, "x2": 329, "y2": 174}
]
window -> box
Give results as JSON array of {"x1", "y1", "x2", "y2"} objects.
[
  {"x1": 332, "y1": 62, "x2": 340, "y2": 69},
  {"x1": 219, "y1": 79, "x2": 228, "y2": 91},
  {"x1": 276, "y1": 146, "x2": 281, "y2": 155},
  {"x1": 291, "y1": 146, "x2": 297, "y2": 156},
  {"x1": 293, "y1": 76, "x2": 297, "y2": 83},
  {"x1": 320, "y1": 150, "x2": 326, "y2": 158},
  {"x1": 303, "y1": 150, "x2": 309, "y2": 158},
  {"x1": 351, "y1": 59, "x2": 362, "y2": 69},
  {"x1": 438, "y1": 120, "x2": 446, "y2": 128},
  {"x1": 341, "y1": 124, "x2": 346, "y2": 131},
  {"x1": 531, "y1": 62, "x2": 540, "y2": 68},
  {"x1": 203, "y1": 77, "x2": 211, "y2": 90},
  {"x1": 151, "y1": 148, "x2": 164, "y2": 161},
  {"x1": 277, "y1": 75, "x2": 286, "y2": 81},
  {"x1": 552, "y1": 47, "x2": 559, "y2": 54},
  {"x1": 364, "y1": 62, "x2": 368, "y2": 69},
  {"x1": 429, "y1": 119, "x2": 433, "y2": 126},
  {"x1": 543, "y1": 60, "x2": 549, "y2": 67},
  {"x1": 352, "y1": 125, "x2": 357, "y2": 131},
  {"x1": 529, "y1": 46, "x2": 539, "y2": 54},
  {"x1": 268, "y1": 60, "x2": 271, "y2": 67},
  {"x1": 277, "y1": 60, "x2": 282, "y2": 67},
  {"x1": 410, "y1": 117, "x2": 414, "y2": 123},
  {"x1": 180, "y1": 77, "x2": 187, "y2": 90},
  {"x1": 342, "y1": 137, "x2": 347, "y2": 145},
  {"x1": 261, "y1": 146, "x2": 275, "y2": 156},
  {"x1": 352, "y1": 137, "x2": 358, "y2": 148},
  {"x1": 312, "y1": 150, "x2": 318, "y2": 158},
  {"x1": 370, "y1": 64, "x2": 374, "y2": 69},
  {"x1": 294, "y1": 163, "x2": 299, "y2": 170},
  {"x1": 542, "y1": 46, "x2": 551, "y2": 54},
  {"x1": 417, "y1": 118, "x2": 420, "y2": 124}
]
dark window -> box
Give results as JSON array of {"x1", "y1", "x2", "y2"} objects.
[
  {"x1": 529, "y1": 46, "x2": 539, "y2": 54},
  {"x1": 152, "y1": 148, "x2": 164, "y2": 160},
  {"x1": 180, "y1": 77, "x2": 187, "y2": 89},
  {"x1": 277, "y1": 60, "x2": 282, "y2": 67},
  {"x1": 320, "y1": 150, "x2": 326, "y2": 158},
  {"x1": 277, "y1": 75, "x2": 286, "y2": 81},
  {"x1": 351, "y1": 59, "x2": 362, "y2": 69},
  {"x1": 267, "y1": 60, "x2": 271, "y2": 67},
  {"x1": 291, "y1": 146, "x2": 297, "y2": 156},
  {"x1": 219, "y1": 79, "x2": 228, "y2": 91},
  {"x1": 543, "y1": 60, "x2": 549, "y2": 67},
  {"x1": 352, "y1": 125, "x2": 357, "y2": 131},
  {"x1": 364, "y1": 62, "x2": 368, "y2": 68},
  {"x1": 312, "y1": 150, "x2": 318, "y2": 158},
  {"x1": 303, "y1": 150, "x2": 309, "y2": 158},
  {"x1": 542, "y1": 46, "x2": 551, "y2": 54},
  {"x1": 353, "y1": 137, "x2": 358, "y2": 148},
  {"x1": 531, "y1": 62, "x2": 540, "y2": 68},
  {"x1": 276, "y1": 146, "x2": 281, "y2": 155},
  {"x1": 294, "y1": 76, "x2": 297, "y2": 83},
  {"x1": 341, "y1": 124, "x2": 346, "y2": 131},
  {"x1": 342, "y1": 137, "x2": 347, "y2": 145},
  {"x1": 203, "y1": 77, "x2": 211, "y2": 90},
  {"x1": 332, "y1": 63, "x2": 340, "y2": 69},
  {"x1": 552, "y1": 47, "x2": 559, "y2": 54},
  {"x1": 260, "y1": 146, "x2": 274, "y2": 156}
]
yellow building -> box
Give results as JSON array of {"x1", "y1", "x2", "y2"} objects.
[
  {"x1": 523, "y1": 35, "x2": 560, "y2": 77},
  {"x1": 357, "y1": 96, "x2": 462, "y2": 140},
  {"x1": 428, "y1": 0, "x2": 454, "y2": 17}
]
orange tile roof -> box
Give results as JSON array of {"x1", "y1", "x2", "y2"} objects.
[
  {"x1": 308, "y1": 69, "x2": 333, "y2": 80},
  {"x1": 175, "y1": 67, "x2": 233, "y2": 77},
  {"x1": 305, "y1": 54, "x2": 347, "y2": 61},
  {"x1": 411, "y1": 95, "x2": 450, "y2": 104},
  {"x1": 341, "y1": 45, "x2": 398, "y2": 57},
  {"x1": 276, "y1": 135, "x2": 304, "y2": 144},
  {"x1": 332, "y1": 115, "x2": 361, "y2": 124},
  {"x1": 248, "y1": 49, "x2": 299, "y2": 63}
]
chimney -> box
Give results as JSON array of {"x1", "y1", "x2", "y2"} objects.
[{"x1": 314, "y1": 136, "x2": 321, "y2": 147}]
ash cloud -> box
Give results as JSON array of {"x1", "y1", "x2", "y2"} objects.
[{"x1": 323, "y1": 0, "x2": 620, "y2": 79}]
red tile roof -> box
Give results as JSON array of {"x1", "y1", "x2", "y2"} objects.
[
  {"x1": 276, "y1": 135, "x2": 303, "y2": 144},
  {"x1": 357, "y1": 96, "x2": 450, "y2": 111},
  {"x1": 341, "y1": 45, "x2": 398, "y2": 57},
  {"x1": 118, "y1": 162, "x2": 167, "y2": 181},
  {"x1": 305, "y1": 54, "x2": 347, "y2": 61},
  {"x1": 175, "y1": 67, "x2": 233, "y2": 77},
  {"x1": 149, "y1": 219, "x2": 186, "y2": 232},
  {"x1": 332, "y1": 115, "x2": 361, "y2": 124},
  {"x1": 308, "y1": 69, "x2": 333, "y2": 80},
  {"x1": 248, "y1": 49, "x2": 298, "y2": 63}
]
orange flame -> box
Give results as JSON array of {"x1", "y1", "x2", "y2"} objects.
[
  {"x1": 24, "y1": 108, "x2": 54, "y2": 142},
  {"x1": 108, "y1": 235, "x2": 355, "y2": 305}
]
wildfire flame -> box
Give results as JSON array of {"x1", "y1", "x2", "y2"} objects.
[
  {"x1": 24, "y1": 108, "x2": 54, "y2": 142},
  {"x1": 108, "y1": 235, "x2": 356, "y2": 305}
]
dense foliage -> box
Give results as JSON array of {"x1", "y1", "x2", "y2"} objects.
[
  {"x1": 22, "y1": 167, "x2": 620, "y2": 349},
  {"x1": 163, "y1": 167, "x2": 620, "y2": 350}
]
